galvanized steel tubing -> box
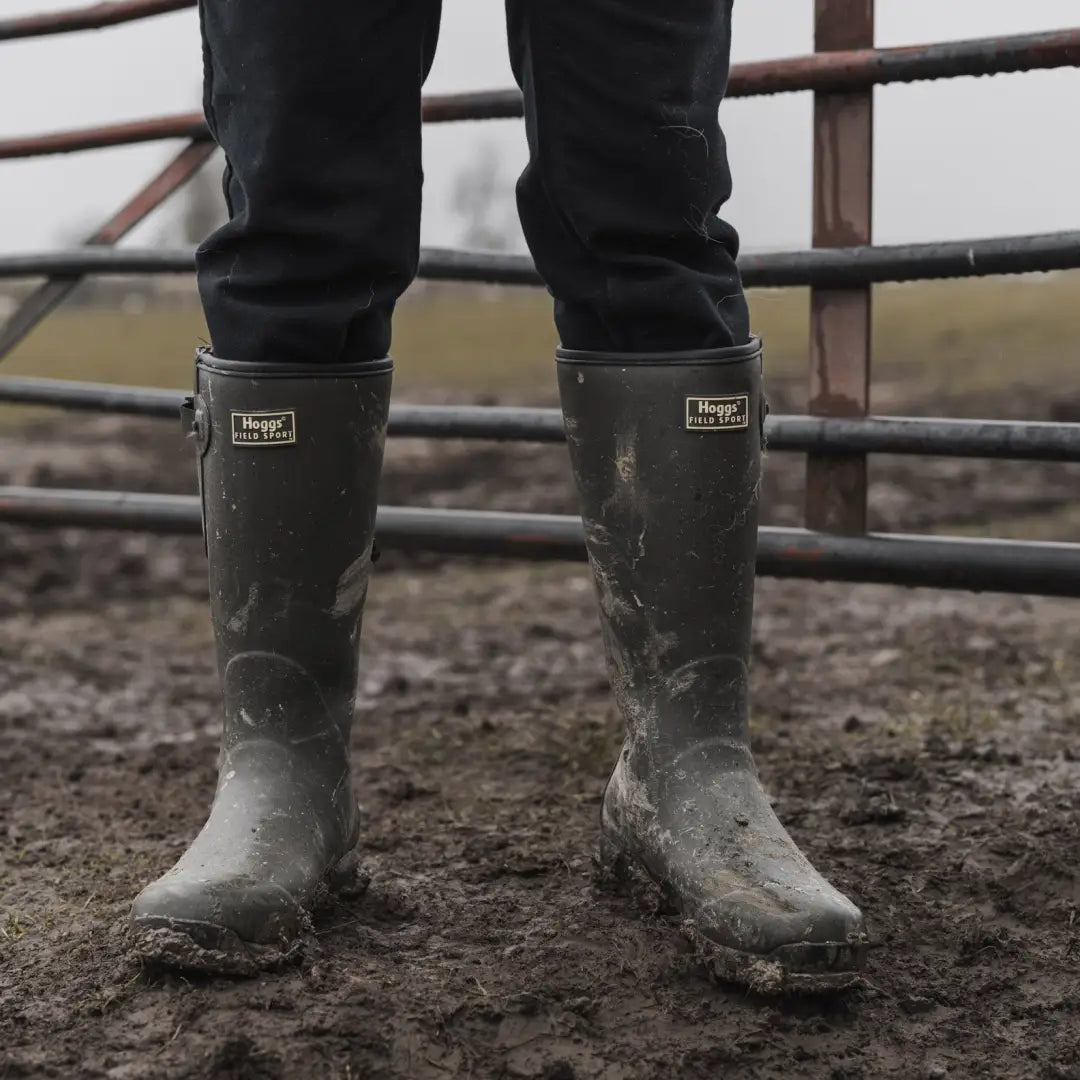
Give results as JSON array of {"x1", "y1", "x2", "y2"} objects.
[
  {"x1": 2, "y1": 487, "x2": 1080, "y2": 598},
  {"x1": 0, "y1": 0, "x2": 192, "y2": 41},
  {"x1": 2, "y1": 232, "x2": 1079, "y2": 287},
  {"x1": 2, "y1": 28, "x2": 1079, "y2": 156},
  {"x1": 3, "y1": 376, "x2": 1080, "y2": 464}
]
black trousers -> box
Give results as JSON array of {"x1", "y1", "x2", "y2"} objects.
[{"x1": 196, "y1": 0, "x2": 749, "y2": 366}]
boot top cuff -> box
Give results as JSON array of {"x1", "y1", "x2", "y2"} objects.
[
  {"x1": 556, "y1": 337, "x2": 761, "y2": 366},
  {"x1": 196, "y1": 349, "x2": 393, "y2": 379}
]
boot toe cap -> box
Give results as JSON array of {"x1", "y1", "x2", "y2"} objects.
[
  {"x1": 697, "y1": 879, "x2": 867, "y2": 967},
  {"x1": 131, "y1": 874, "x2": 302, "y2": 952}
]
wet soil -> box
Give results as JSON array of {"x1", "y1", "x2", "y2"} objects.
[{"x1": 1, "y1": 382, "x2": 1079, "y2": 1079}]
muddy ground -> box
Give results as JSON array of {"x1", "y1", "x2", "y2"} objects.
[{"x1": 1, "y1": 377, "x2": 1078, "y2": 1080}]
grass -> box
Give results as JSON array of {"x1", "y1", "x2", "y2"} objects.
[{"x1": 1, "y1": 271, "x2": 1079, "y2": 424}]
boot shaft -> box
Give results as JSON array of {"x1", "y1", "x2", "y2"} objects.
[
  {"x1": 129, "y1": 354, "x2": 390, "y2": 960},
  {"x1": 185, "y1": 353, "x2": 392, "y2": 746},
  {"x1": 556, "y1": 341, "x2": 763, "y2": 749}
]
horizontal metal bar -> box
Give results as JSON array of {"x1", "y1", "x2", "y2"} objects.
[
  {"x1": 3, "y1": 486, "x2": 1080, "y2": 596},
  {"x1": 754, "y1": 528, "x2": 1080, "y2": 597},
  {"x1": 0, "y1": 93, "x2": 521, "y2": 161},
  {"x1": 0, "y1": 248, "x2": 181, "y2": 277},
  {"x1": 0, "y1": 246, "x2": 542, "y2": 284},
  {"x1": 0, "y1": 376, "x2": 574, "y2": 437},
  {"x1": 0, "y1": 0, "x2": 190, "y2": 41},
  {"x1": 2, "y1": 231, "x2": 1078, "y2": 289},
  {"x1": 764, "y1": 413, "x2": 1080, "y2": 461},
  {"x1": 420, "y1": 90, "x2": 523, "y2": 123},
  {"x1": 4, "y1": 375, "x2": 1080, "y2": 462},
  {"x1": 742, "y1": 232, "x2": 1080, "y2": 286},
  {"x1": 414, "y1": 247, "x2": 542, "y2": 286},
  {"x1": 3, "y1": 27, "x2": 1079, "y2": 155},
  {"x1": 0, "y1": 115, "x2": 210, "y2": 161},
  {"x1": 729, "y1": 27, "x2": 1080, "y2": 96},
  {"x1": 0, "y1": 377, "x2": 187, "y2": 418},
  {"x1": 0, "y1": 486, "x2": 203, "y2": 536}
]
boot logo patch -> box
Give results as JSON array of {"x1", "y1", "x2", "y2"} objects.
[
  {"x1": 231, "y1": 410, "x2": 297, "y2": 446},
  {"x1": 685, "y1": 395, "x2": 749, "y2": 431}
]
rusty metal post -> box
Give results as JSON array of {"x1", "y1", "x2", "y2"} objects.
[{"x1": 806, "y1": 0, "x2": 875, "y2": 533}]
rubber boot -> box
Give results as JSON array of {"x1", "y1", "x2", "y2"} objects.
[
  {"x1": 557, "y1": 340, "x2": 868, "y2": 992},
  {"x1": 130, "y1": 352, "x2": 391, "y2": 974}
]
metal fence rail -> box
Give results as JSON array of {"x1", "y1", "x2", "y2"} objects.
[
  {"x1": 0, "y1": 94, "x2": 530, "y2": 161},
  {"x1": 4, "y1": 29, "x2": 1080, "y2": 159},
  {"x1": 3, "y1": 1, "x2": 1080, "y2": 596},
  {"x1": 4, "y1": 231, "x2": 1079, "y2": 289},
  {"x1": 6, "y1": 4, "x2": 1079, "y2": 109},
  {"x1": 6, "y1": 375, "x2": 1080, "y2": 463},
  {"x1": 0, "y1": 0, "x2": 190, "y2": 41},
  {"x1": 4, "y1": 485, "x2": 1080, "y2": 598}
]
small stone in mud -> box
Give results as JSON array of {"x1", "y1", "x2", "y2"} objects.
[
  {"x1": 900, "y1": 994, "x2": 936, "y2": 1015},
  {"x1": 386, "y1": 776, "x2": 418, "y2": 802}
]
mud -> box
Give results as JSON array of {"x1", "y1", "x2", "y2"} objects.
[{"x1": 2, "y1": 384, "x2": 1079, "y2": 1079}]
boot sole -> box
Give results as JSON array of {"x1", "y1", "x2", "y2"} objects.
[
  {"x1": 682, "y1": 921, "x2": 868, "y2": 995},
  {"x1": 598, "y1": 835, "x2": 868, "y2": 995},
  {"x1": 131, "y1": 846, "x2": 366, "y2": 977}
]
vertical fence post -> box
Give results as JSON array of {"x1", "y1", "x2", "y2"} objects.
[{"x1": 806, "y1": 0, "x2": 875, "y2": 533}]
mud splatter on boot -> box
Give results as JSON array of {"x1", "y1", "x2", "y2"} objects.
[
  {"x1": 558, "y1": 340, "x2": 868, "y2": 992},
  {"x1": 130, "y1": 353, "x2": 390, "y2": 974}
]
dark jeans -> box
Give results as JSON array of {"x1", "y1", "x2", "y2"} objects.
[{"x1": 196, "y1": 0, "x2": 749, "y2": 365}]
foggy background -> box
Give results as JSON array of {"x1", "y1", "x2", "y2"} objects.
[{"x1": 1, "y1": 0, "x2": 1077, "y2": 255}]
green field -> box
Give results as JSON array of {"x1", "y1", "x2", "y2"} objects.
[{"x1": 2, "y1": 272, "x2": 1079, "y2": 419}]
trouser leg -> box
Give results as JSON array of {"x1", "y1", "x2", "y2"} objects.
[
  {"x1": 196, "y1": 0, "x2": 443, "y2": 365},
  {"x1": 505, "y1": 0, "x2": 749, "y2": 352}
]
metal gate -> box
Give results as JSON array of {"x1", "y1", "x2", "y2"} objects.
[{"x1": 2, "y1": 1, "x2": 1080, "y2": 595}]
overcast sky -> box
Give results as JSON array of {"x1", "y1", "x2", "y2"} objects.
[{"x1": 1, "y1": 0, "x2": 1077, "y2": 254}]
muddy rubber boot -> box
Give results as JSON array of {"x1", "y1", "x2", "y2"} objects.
[
  {"x1": 130, "y1": 352, "x2": 391, "y2": 975},
  {"x1": 557, "y1": 340, "x2": 868, "y2": 993}
]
